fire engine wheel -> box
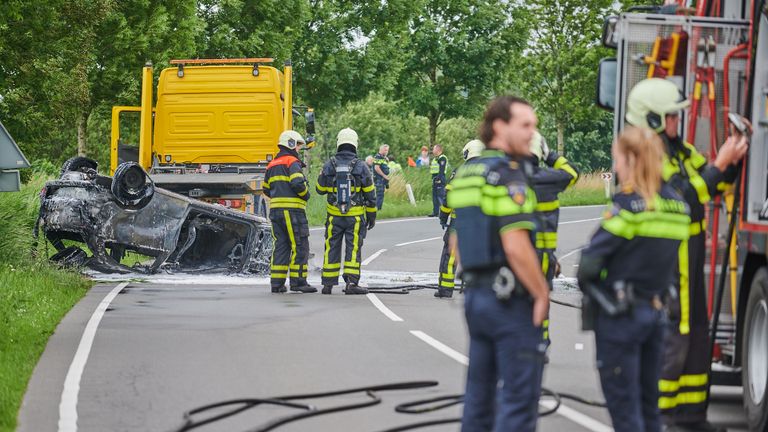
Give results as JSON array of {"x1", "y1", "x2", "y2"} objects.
[
  {"x1": 111, "y1": 162, "x2": 154, "y2": 210},
  {"x1": 60, "y1": 156, "x2": 98, "y2": 177},
  {"x1": 743, "y1": 267, "x2": 768, "y2": 431}
]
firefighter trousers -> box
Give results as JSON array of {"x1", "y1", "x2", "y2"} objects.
[
  {"x1": 539, "y1": 248, "x2": 558, "y2": 347},
  {"x1": 437, "y1": 226, "x2": 457, "y2": 297},
  {"x1": 659, "y1": 232, "x2": 710, "y2": 424},
  {"x1": 269, "y1": 209, "x2": 309, "y2": 289},
  {"x1": 321, "y1": 214, "x2": 367, "y2": 287}
]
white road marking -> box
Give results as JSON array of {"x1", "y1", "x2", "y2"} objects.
[
  {"x1": 395, "y1": 236, "x2": 442, "y2": 247},
  {"x1": 562, "y1": 204, "x2": 607, "y2": 209},
  {"x1": 366, "y1": 294, "x2": 404, "y2": 322},
  {"x1": 309, "y1": 216, "x2": 435, "y2": 232},
  {"x1": 410, "y1": 330, "x2": 612, "y2": 432},
  {"x1": 559, "y1": 247, "x2": 585, "y2": 261},
  {"x1": 410, "y1": 330, "x2": 469, "y2": 365},
  {"x1": 575, "y1": 343, "x2": 584, "y2": 351},
  {"x1": 558, "y1": 217, "x2": 602, "y2": 225},
  {"x1": 59, "y1": 282, "x2": 129, "y2": 432},
  {"x1": 362, "y1": 249, "x2": 387, "y2": 266}
]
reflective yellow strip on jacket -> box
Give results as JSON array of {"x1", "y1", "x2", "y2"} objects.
[
  {"x1": 363, "y1": 184, "x2": 375, "y2": 193},
  {"x1": 448, "y1": 178, "x2": 537, "y2": 216},
  {"x1": 553, "y1": 157, "x2": 578, "y2": 187},
  {"x1": 535, "y1": 232, "x2": 558, "y2": 249},
  {"x1": 658, "y1": 391, "x2": 707, "y2": 409},
  {"x1": 536, "y1": 200, "x2": 560, "y2": 212},
  {"x1": 658, "y1": 374, "x2": 708, "y2": 393},
  {"x1": 326, "y1": 204, "x2": 366, "y2": 216},
  {"x1": 270, "y1": 197, "x2": 307, "y2": 209},
  {"x1": 689, "y1": 220, "x2": 706, "y2": 236},
  {"x1": 602, "y1": 209, "x2": 691, "y2": 240},
  {"x1": 268, "y1": 173, "x2": 305, "y2": 185}
]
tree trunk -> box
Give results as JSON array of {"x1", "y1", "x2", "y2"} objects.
[
  {"x1": 556, "y1": 122, "x2": 565, "y2": 155},
  {"x1": 77, "y1": 111, "x2": 89, "y2": 156},
  {"x1": 428, "y1": 112, "x2": 438, "y2": 147}
]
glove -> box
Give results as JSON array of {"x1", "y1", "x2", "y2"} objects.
[
  {"x1": 540, "y1": 136, "x2": 550, "y2": 162},
  {"x1": 366, "y1": 212, "x2": 376, "y2": 230},
  {"x1": 544, "y1": 150, "x2": 559, "y2": 167}
]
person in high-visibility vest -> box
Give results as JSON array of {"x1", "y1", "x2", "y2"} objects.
[
  {"x1": 428, "y1": 144, "x2": 449, "y2": 217},
  {"x1": 625, "y1": 78, "x2": 747, "y2": 432},
  {"x1": 263, "y1": 130, "x2": 315, "y2": 293}
]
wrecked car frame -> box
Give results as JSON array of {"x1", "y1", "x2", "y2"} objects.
[{"x1": 37, "y1": 159, "x2": 273, "y2": 274}]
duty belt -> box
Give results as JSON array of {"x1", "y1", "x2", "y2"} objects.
[{"x1": 462, "y1": 267, "x2": 527, "y2": 301}]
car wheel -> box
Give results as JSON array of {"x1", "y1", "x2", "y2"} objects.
[
  {"x1": 60, "y1": 157, "x2": 98, "y2": 177},
  {"x1": 111, "y1": 162, "x2": 154, "y2": 209},
  {"x1": 742, "y1": 267, "x2": 768, "y2": 431},
  {"x1": 50, "y1": 246, "x2": 88, "y2": 268}
]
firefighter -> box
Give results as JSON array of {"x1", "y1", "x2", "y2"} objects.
[
  {"x1": 373, "y1": 144, "x2": 390, "y2": 210},
  {"x1": 625, "y1": 78, "x2": 748, "y2": 432},
  {"x1": 316, "y1": 128, "x2": 377, "y2": 295},
  {"x1": 448, "y1": 96, "x2": 549, "y2": 432},
  {"x1": 263, "y1": 130, "x2": 315, "y2": 293},
  {"x1": 428, "y1": 144, "x2": 449, "y2": 217},
  {"x1": 435, "y1": 139, "x2": 484, "y2": 298},
  {"x1": 578, "y1": 127, "x2": 691, "y2": 432}
]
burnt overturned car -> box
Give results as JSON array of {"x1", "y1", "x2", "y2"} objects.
[{"x1": 37, "y1": 158, "x2": 273, "y2": 274}]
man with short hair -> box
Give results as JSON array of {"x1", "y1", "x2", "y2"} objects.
[
  {"x1": 429, "y1": 144, "x2": 449, "y2": 217},
  {"x1": 373, "y1": 144, "x2": 390, "y2": 210}
]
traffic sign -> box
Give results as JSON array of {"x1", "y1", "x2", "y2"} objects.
[{"x1": 600, "y1": 172, "x2": 613, "y2": 181}]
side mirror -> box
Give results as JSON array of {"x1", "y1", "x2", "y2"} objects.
[
  {"x1": 601, "y1": 16, "x2": 619, "y2": 49},
  {"x1": 596, "y1": 58, "x2": 617, "y2": 111},
  {"x1": 305, "y1": 110, "x2": 315, "y2": 135}
]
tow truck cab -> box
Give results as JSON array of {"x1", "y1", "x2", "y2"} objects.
[{"x1": 110, "y1": 58, "x2": 315, "y2": 215}]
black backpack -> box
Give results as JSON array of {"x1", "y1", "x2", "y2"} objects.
[{"x1": 331, "y1": 157, "x2": 360, "y2": 214}]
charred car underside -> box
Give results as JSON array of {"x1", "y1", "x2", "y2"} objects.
[{"x1": 37, "y1": 158, "x2": 273, "y2": 274}]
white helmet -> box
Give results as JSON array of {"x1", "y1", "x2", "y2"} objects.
[
  {"x1": 336, "y1": 128, "x2": 359, "y2": 148},
  {"x1": 278, "y1": 130, "x2": 306, "y2": 150},
  {"x1": 625, "y1": 78, "x2": 690, "y2": 132},
  {"x1": 462, "y1": 139, "x2": 484, "y2": 161},
  {"x1": 529, "y1": 131, "x2": 545, "y2": 161}
]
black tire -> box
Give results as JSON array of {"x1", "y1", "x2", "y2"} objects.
[
  {"x1": 60, "y1": 157, "x2": 98, "y2": 177},
  {"x1": 50, "y1": 246, "x2": 88, "y2": 268},
  {"x1": 111, "y1": 162, "x2": 154, "y2": 209},
  {"x1": 742, "y1": 267, "x2": 768, "y2": 432}
]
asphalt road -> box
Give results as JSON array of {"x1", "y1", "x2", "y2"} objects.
[{"x1": 17, "y1": 206, "x2": 750, "y2": 432}]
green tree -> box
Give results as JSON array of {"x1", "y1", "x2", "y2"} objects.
[{"x1": 394, "y1": 0, "x2": 527, "y2": 146}]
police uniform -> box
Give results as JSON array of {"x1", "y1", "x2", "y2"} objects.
[
  {"x1": 430, "y1": 153, "x2": 449, "y2": 216},
  {"x1": 373, "y1": 152, "x2": 390, "y2": 210},
  {"x1": 658, "y1": 135, "x2": 737, "y2": 425},
  {"x1": 579, "y1": 184, "x2": 690, "y2": 432},
  {"x1": 448, "y1": 149, "x2": 544, "y2": 432},
  {"x1": 436, "y1": 169, "x2": 458, "y2": 298},
  {"x1": 263, "y1": 147, "x2": 312, "y2": 293},
  {"x1": 316, "y1": 148, "x2": 377, "y2": 292}
]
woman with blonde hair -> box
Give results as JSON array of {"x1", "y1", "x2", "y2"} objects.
[{"x1": 577, "y1": 126, "x2": 691, "y2": 432}]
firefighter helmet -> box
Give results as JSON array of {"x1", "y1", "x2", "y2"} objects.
[
  {"x1": 462, "y1": 139, "x2": 484, "y2": 161},
  {"x1": 625, "y1": 78, "x2": 690, "y2": 132},
  {"x1": 278, "y1": 130, "x2": 306, "y2": 150},
  {"x1": 336, "y1": 128, "x2": 359, "y2": 148},
  {"x1": 529, "y1": 131, "x2": 548, "y2": 161}
]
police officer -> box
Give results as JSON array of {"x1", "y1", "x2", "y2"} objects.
[
  {"x1": 316, "y1": 128, "x2": 377, "y2": 295},
  {"x1": 263, "y1": 130, "x2": 315, "y2": 293},
  {"x1": 435, "y1": 139, "x2": 484, "y2": 298},
  {"x1": 625, "y1": 78, "x2": 747, "y2": 432},
  {"x1": 429, "y1": 144, "x2": 449, "y2": 217},
  {"x1": 373, "y1": 144, "x2": 390, "y2": 210},
  {"x1": 578, "y1": 127, "x2": 691, "y2": 432},
  {"x1": 448, "y1": 96, "x2": 549, "y2": 432}
]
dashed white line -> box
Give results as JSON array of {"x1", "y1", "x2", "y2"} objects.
[
  {"x1": 362, "y1": 249, "x2": 387, "y2": 266},
  {"x1": 410, "y1": 330, "x2": 469, "y2": 365},
  {"x1": 59, "y1": 282, "x2": 129, "y2": 432},
  {"x1": 395, "y1": 236, "x2": 442, "y2": 247},
  {"x1": 366, "y1": 294, "x2": 404, "y2": 322}
]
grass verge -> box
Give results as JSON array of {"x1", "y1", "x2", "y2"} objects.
[{"x1": 0, "y1": 177, "x2": 92, "y2": 432}]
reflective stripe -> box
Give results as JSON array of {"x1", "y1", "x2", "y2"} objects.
[
  {"x1": 270, "y1": 197, "x2": 307, "y2": 209},
  {"x1": 351, "y1": 216, "x2": 361, "y2": 266},
  {"x1": 317, "y1": 184, "x2": 334, "y2": 193},
  {"x1": 536, "y1": 200, "x2": 560, "y2": 212},
  {"x1": 440, "y1": 249, "x2": 457, "y2": 289},
  {"x1": 553, "y1": 157, "x2": 578, "y2": 187},
  {"x1": 289, "y1": 272, "x2": 300, "y2": 277},
  {"x1": 658, "y1": 391, "x2": 708, "y2": 409},
  {"x1": 271, "y1": 272, "x2": 287, "y2": 278},
  {"x1": 679, "y1": 240, "x2": 690, "y2": 335},
  {"x1": 366, "y1": 207, "x2": 376, "y2": 213},
  {"x1": 440, "y1": 205, "x2": 452, "y2": 214},
  {"x1": 343, "y1": 268, "x2": 361, "y2": 275},
  {"x1": 536, "y1": 232, "x2": 558, "y2": 249},
  {"x1": 345, "y1": 262, "x2": 361, "y2": 269},
  {"x1": 601, "y1": 209, "x2": 690, "y2": 240},
  {"x1": 663, "y1": 147, "x2": 711, "y2": 204},
  {"x1": 322, "y1": 271, "x2": 340, "y2": 277},
  {"x1": 271, "y1": 264, "x2": 289, "y2": 271},
  {"x1": 297, "y1": 188, "x2": 308, "y2": 197},
  {"x1": 326, "y1": 204, "x2": 366, "y2": 216},
  {"x1": 363, "y1": 184, "x2": 375, "y2": 193},
  {"x1": 324, "y1": 262, "x2": 341, "y2": 269},
  {"x1": 500, "y1": 221, "x2": 536, "y2": 233},
  {"x1": 448, "y1": 182, "x2": 537, "y2": 216},
  {"x1": 323, "y1": 215, "x2": 334, "y2": 270},
  {"x1": 284, "y1": 210, "x2": 297, "y2": 274},
  {"x1": 689, "y1": 220, "x2": 706, "y2": 236},
  {"x1": 659, "y1": 374, "x2": 708, "y2": 392},
  {"x1": 541, "y1": 252, "x2": 549, "y2": 274}
]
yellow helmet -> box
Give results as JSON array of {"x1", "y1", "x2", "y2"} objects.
[
  {"x1": 278, "y1": 130, "x2": 305, "y2": 150},
  {"x1": 462, "y1": 139, "x2": 484, "y2": 161},
  {"x1": 336, "y1": 128, "x2": 359, "y2": 148},
  {"x1": 625, "y1": 78, "x2": 689, "y2": 132}
]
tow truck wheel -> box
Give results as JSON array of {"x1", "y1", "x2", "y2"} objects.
[
  {"x1": 60, "y1": 157, "x2": 98, "y2": 177},
  {"x1": 743, "y1": 267, "x2": 768, "y2": 431},
  {"x1": 112, "y1": 162, "x2": 154, "y2": 209}
]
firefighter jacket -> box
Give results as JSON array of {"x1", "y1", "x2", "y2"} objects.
[
  {"x1": 447, "y1": 149, "x2": 537, "y2": 273},
  {"x1": 316, "y1": 149, "x2": 377, "y2": 218},
  {"x1": 661, "y1": 134, "x2": 737, "y2": 229},
  {"x1": 439, "y1": 169, "x2": 458, "y2": 223},
  {"x1": 373, "y1": 153, "x2": 390, "y2": 184},
  {"x1": 431, "y1": 154, "x2": 449, "y2": 183},
  {"x1": 579, "y1": 184, "x2": 691, "y2": 299},
  {"x1": 263, "y1": 149, "x2": 310, "y2": 210},
  {"x1": 530, "y1": 152, "x2": 579, "y2": 251}
]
